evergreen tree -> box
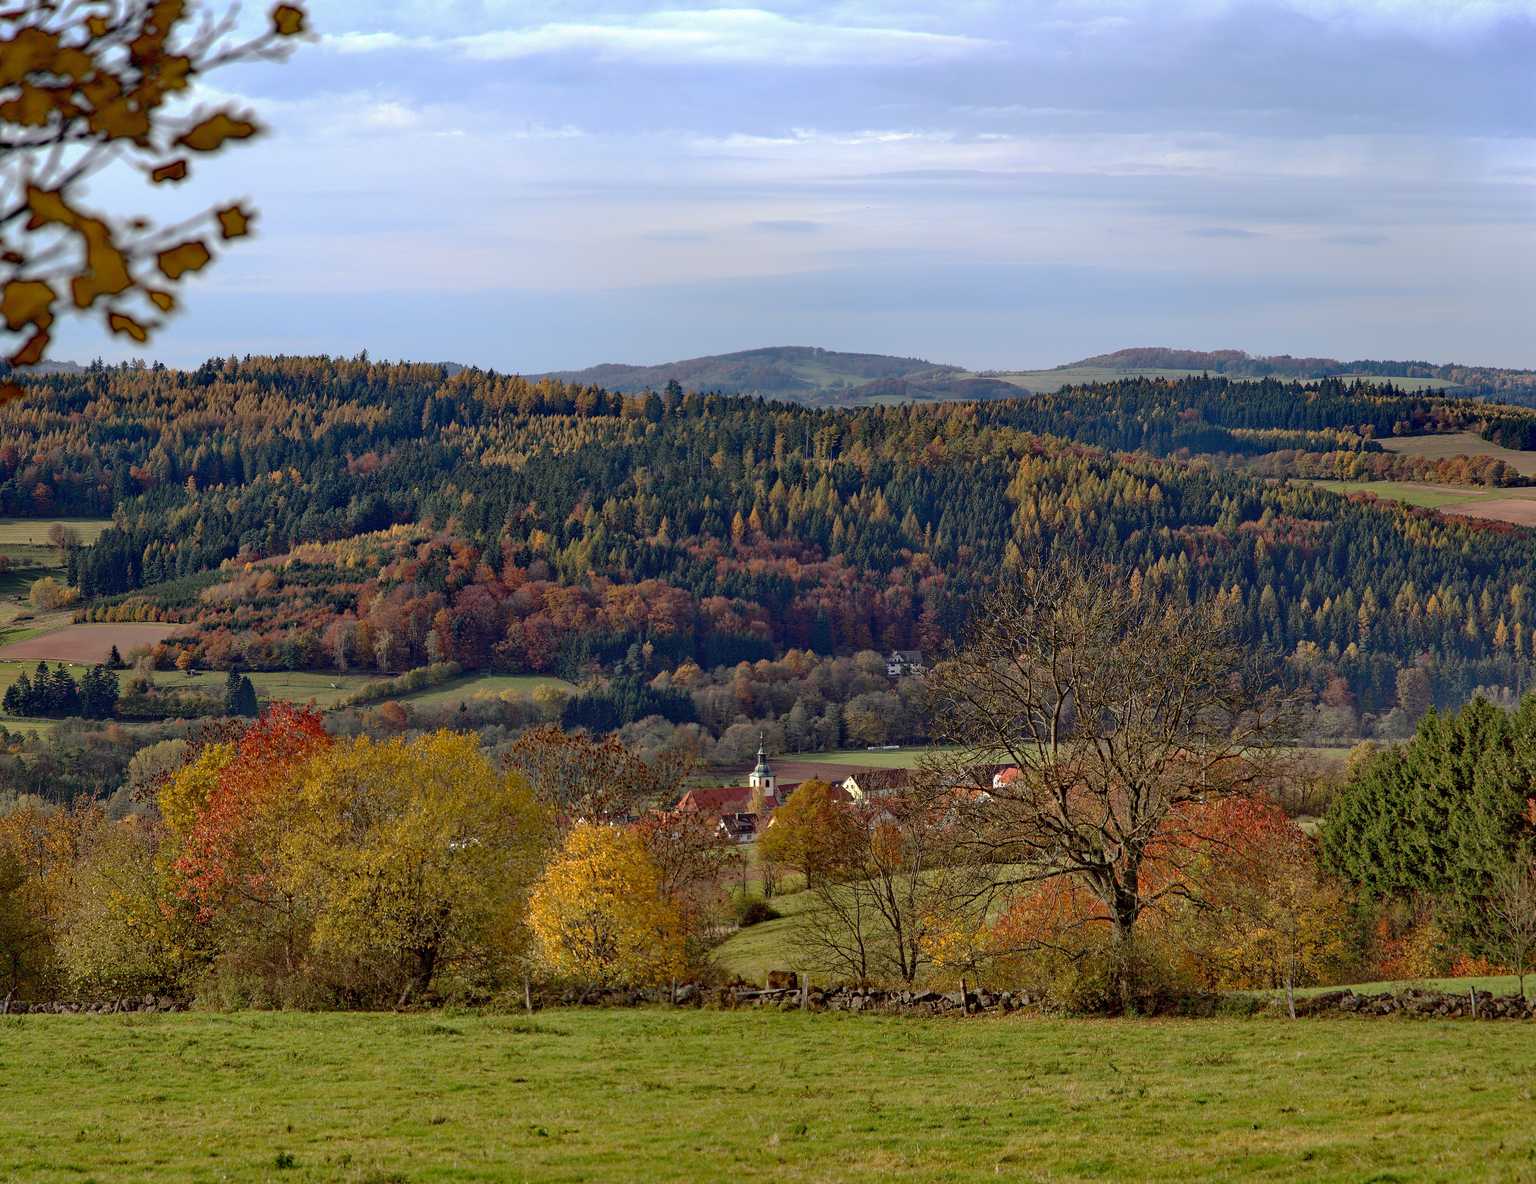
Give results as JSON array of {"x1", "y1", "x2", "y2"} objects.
[
  {"x1": 235, "y1": 674, "x2": 259, "y2": 717},
  {"x1": 223, "y1": 669, "x2": 244, "y2": 716},
  {"x1": 78, "y1": 665, "x2": 119, "y2": 720}
]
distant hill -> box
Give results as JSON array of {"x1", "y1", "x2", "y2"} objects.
[
  {"x1": 540, "y1": 346, "x2": 970, "y2": 406},
  {"x1": 539, "y1": 344, "x2": 1536, "y2": 406},
  {"x1": 1058, "y1": 348, "x2": 1536, "y2": 397}
]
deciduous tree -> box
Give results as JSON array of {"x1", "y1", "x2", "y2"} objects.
[
  {"x1": 277, "y1": 732, "x2": 550, "y2": 1004},
  {"x1": 927, "y1": 554, "x2": 1289, "y2": 1012},
  {"x1": 527, "y1": 823, "x2": 684, "y2": 991}
]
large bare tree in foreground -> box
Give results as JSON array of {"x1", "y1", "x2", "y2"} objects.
[{"x1": 926, "y1": 555, "x2": 1291, "y2": 1011}]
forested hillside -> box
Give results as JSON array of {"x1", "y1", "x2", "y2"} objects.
[
  {"x1": 540, "y1": 345, "x2": 972, "y2": 405},
  {"x1": 9, "y1": 358, "x2": 1536, "y2": 718},
  {"x1": 1062, "y1": 348, "x2": 1536, "y2": 398}
]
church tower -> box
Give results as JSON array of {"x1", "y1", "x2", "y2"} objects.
[{"x1": 748, "y1": 739, "x2": 777, "y2": 803}]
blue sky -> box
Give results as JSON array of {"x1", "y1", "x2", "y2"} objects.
[{"x1": 67, "y1": 1, "x2": 1536, "y2": 371}]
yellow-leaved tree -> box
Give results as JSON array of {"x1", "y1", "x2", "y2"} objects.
[
  {"x1": 277, "y1": 731, "x2": 550, "y2": 1005},
  {"x1": 528, "y1": 822, "x2": 685, "y2": 993}
]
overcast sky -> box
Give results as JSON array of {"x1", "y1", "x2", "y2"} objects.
[{"x1": 65, "y1": 1, "x2": 1536, "y2": 371}]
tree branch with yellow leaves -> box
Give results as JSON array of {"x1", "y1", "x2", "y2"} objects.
[{"x1": 0, "y1": 1, "x2": 309, "y2": 401}]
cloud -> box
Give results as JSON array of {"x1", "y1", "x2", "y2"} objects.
[
  {"x1": 752, "y1": 219, "x2": 824, "y2": 233},
  {"x1": 1324, "y1": 232, "x2": 1390, "y2": 246},
  {"x1": 1188, "y1": 226, "x2": 1264, "y2": 238},
  {"x1": 326, "y1": 8, "x2": 996, "y2": 67},
  {"x1": 641, "y1": 229, "x2": 713, "y2": 243}
]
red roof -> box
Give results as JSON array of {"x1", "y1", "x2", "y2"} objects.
[
  {"x1": 676, "y1": 785, "x2": 756, "y2": 816},
  {"x1": 676, "y1": 782, "x2": 804, "y2": 819}
]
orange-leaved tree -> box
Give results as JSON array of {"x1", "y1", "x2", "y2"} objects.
[
  {"x1": 159, "y1": 703, "x2": 330, "y2": 994},
  {"x1": 0, "y1": 2, "x2": 309, "y2": 398},
  {"x1": 1161, "y1": 794, "x2": 1354, "y2": 1015}
]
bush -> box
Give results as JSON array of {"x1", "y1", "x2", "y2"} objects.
[
  {"x1": 735, "y1": 897, "x2": 781, "y2": 928},
  {"x1": 334, "y1": 662, "x2": 463, "y2": 709}
]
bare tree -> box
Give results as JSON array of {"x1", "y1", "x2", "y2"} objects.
[
  {"x1": 926, "y1": 554, "x2": 1291, "y2": 1013},
  {"x1": 1486, "y1": 856, "x2": 1536, "y2": 1000},
  {"x1": 505, "y1": 726, "x2": 695, "y2": 825},
  {"x1": 794, "y1": 788, "x2": 995, "y2": 987}
]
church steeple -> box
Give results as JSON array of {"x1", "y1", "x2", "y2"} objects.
[{"x1": 748, "y1": 735, "x2": 777, "y2": 802}]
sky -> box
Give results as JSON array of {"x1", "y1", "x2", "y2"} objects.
[{"x1": 62, "y1": 0, "x2": 1536, "y2": 372}]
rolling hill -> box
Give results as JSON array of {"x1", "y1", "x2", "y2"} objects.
[
  {"x1": 976, "y1": 348, "x2": 1536, "y2": 399},
  {"x1": 539, "y1": 346, "x2": 990, "y2": 406},
  {"x1": 539, "y1": 344, "x2": 1536, "y2": 407}
]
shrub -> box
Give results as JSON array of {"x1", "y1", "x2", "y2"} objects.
[{"x1": 735, "y1": 897, "x2": 781, "y2": 928}]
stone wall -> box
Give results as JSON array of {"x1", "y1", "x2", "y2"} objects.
[
  {"x1": 1285, "y1": 987, "x2": 1533, "y2": 1020},
  {"x1": 3, "y1": 994, "x2": 185, "y2": 1015}
]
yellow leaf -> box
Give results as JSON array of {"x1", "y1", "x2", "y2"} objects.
[
  {"x1": 0, "y1": 279, "x2": 56, "y2": 332},
  {"x1": 24, "y1": 186, "x2": 74, "y2": 230},
  {"x1": 147, "y1": 289, "x2": 176, "y2": 313},
  {"x1": 108, "y1": 313, "x2": 149, "y2": 343},
  {"x1": 10, "y1": 328, "x2": 49, "y2": 368},
  {"x1": 152, "y1": 159, "x2": 189, "y2": 184},
  {"x1": 0, "y1": 83, "x2": 59, "y2": 127},
  {"x1": 272, "y1": 4, "x2": 307, "y2": 36},
  {"x1": 157, "y1": 240, "x2": 212, "y2": 280},
  {"x1": 217, "y1": 205, "x2": 253, "y2": 240},
  {"x1": 0, "y1": 28, "x2": 62, "y2": 87},
  {"x1": 176, "y1": 112, "x2": 259, "y2": 153}
]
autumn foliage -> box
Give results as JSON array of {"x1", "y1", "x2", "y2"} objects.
[{"x1": 527, "y1": 823, "x2": 686, "y2": 990}]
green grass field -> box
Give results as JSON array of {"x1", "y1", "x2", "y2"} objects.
[
  {"x1": 783, "y1": 746, "x2": 961, "y2": 770},
  {"x1": 1304, "y1": 479, "x2": 1503, "y2": 510},
  {"x1": 2, "y1": 1009, "x2": 1533, "y2": 1183},
  {"x1": 148, "y1": 669, "x2": 382, "y2": 709},
  {"x1": 1381, "y1": 431, "x2": 1536, "y2": 477},
  {"x1": 392, "y1": 672, "x2": 575, "y2": 708},
  {"x1": 0, "y1": 667, "x2": 385, "y2": 735},
  {"x1": 0, "y1": 518, "x2": 113, "y2": 546}
]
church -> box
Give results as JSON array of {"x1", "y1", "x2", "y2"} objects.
[{"x1": 674, "y1": 742, "x2": 799, "y2": 841}]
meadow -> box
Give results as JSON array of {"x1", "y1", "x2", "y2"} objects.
[
  {"x1": 1380, "y1": 431, "x2": 1536, "y2": 477},
  {"x1": 2, "y1": 1009, "x2": 1533, "y2": 1183},
  {"x1": 389, "y1": 672, "x2": 576, "y2": 708},
  {"x1": 1307, "y1": 478, "x2": 1536, "y2": 526}
]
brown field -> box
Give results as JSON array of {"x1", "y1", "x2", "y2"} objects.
[
  {"x1": 1381, "y1": 431, "x2": 1536, "y2": 477},
  {"x1": 1440, "y1": 496, "x2": 1536, "y2": 526},
  {"x1": 0, "y1": 622, "x2": 184, "y2": 663}
]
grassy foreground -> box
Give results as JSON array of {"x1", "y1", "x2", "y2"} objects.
[{"x1": 3, "y1": 1010, "x2": 1535, "y2": 1183}]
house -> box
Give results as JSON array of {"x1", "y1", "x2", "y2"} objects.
[
  {"x1": 886, "y1": 649, "x2": 925, "y2": 677},
  {"x1": 840, "y1": 764, "x2": 1018, "y2": 805},
  {"x1": 840, "y1": 768, "x2": 911, "y2": 803}
]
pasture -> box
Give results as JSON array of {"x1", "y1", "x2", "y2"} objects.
[
  {"x1": 2, "y1": 1010, "x2": 1533, "y2": 1183},
  {"x1": 392, "y1": 672, "x2": 576, "y2": 708},
  {"x1": 1381, "y1": 431, "x2": 1536, "y2": 477},
  {"x1": 1307, "y1": 479, "x2": 1536, "y2": 526},
  {"x1": 0, "y1": 518, "x2": 113, "y2": 547},
  {"x1": 0, "y1": 621, "x2": 184, "y2": 663},
  {"x1": 158, "y1": 669, "x2": 382, "y2": 709}
]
